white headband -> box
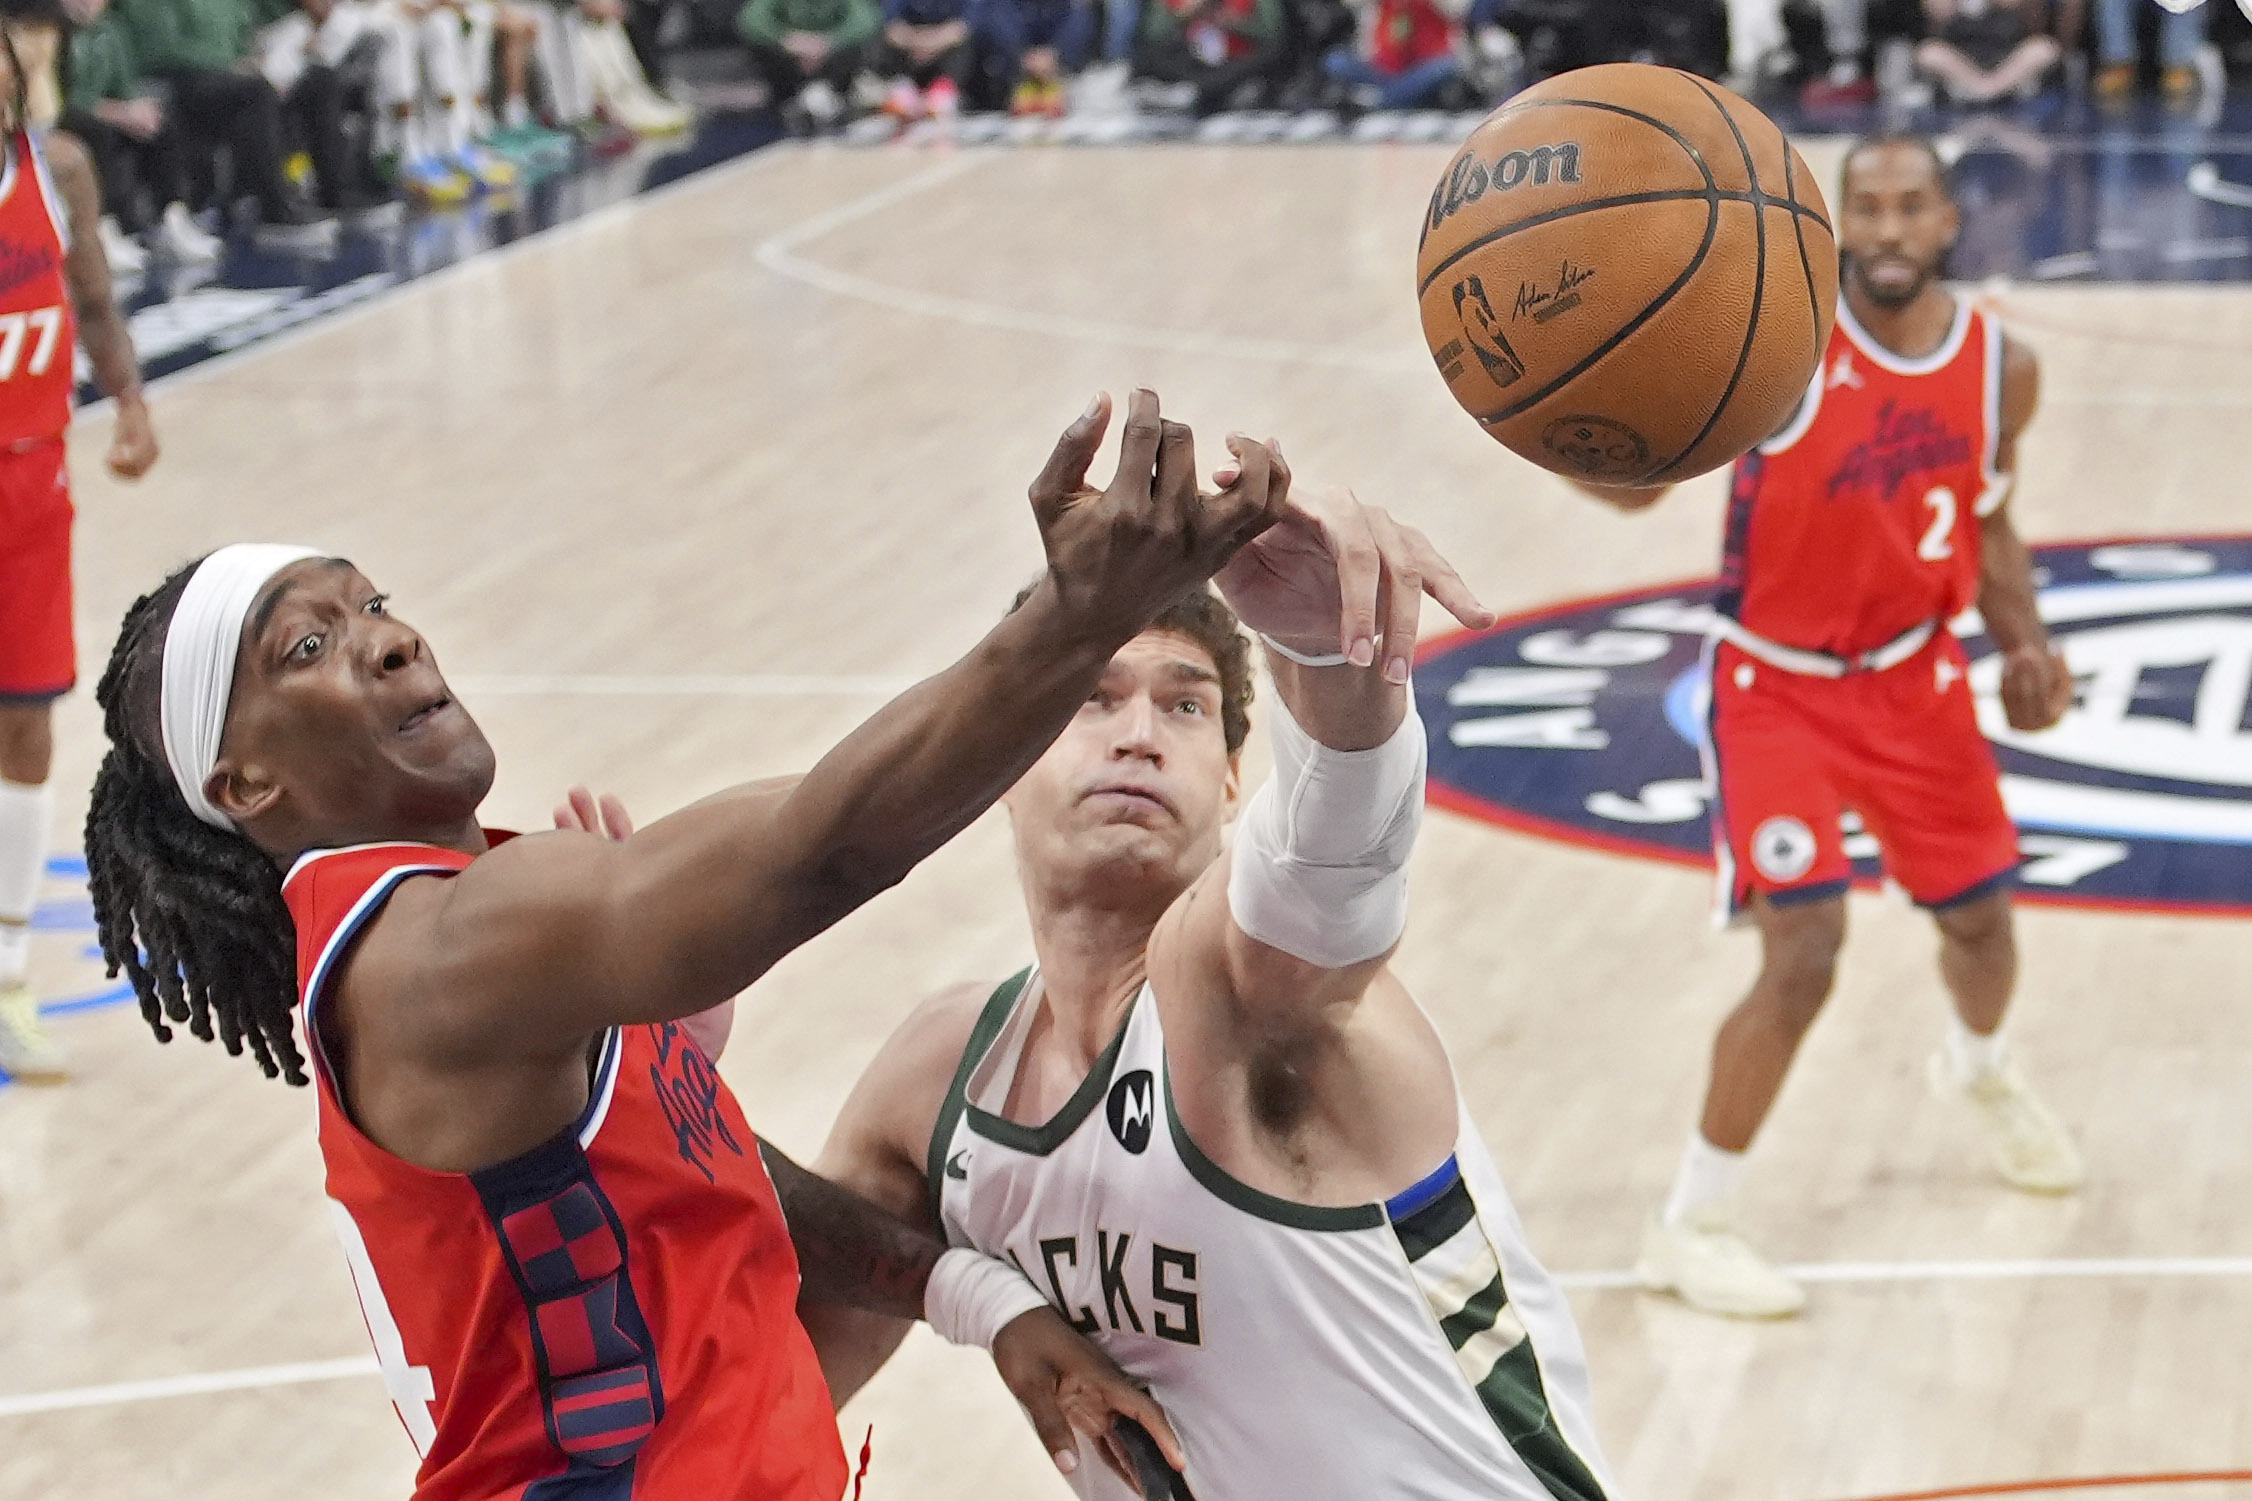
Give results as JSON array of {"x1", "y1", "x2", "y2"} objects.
[{"x1": 159, "y1": 543, "x2": 327, "y2": 829}]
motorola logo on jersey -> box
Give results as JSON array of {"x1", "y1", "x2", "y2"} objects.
[
  {"x1": 1415, "y1": 536, "x2": 2252, "y2": 916},
  {"x1": 1108, "y1": 1069, "x2": 1156, "y2": 1154}
]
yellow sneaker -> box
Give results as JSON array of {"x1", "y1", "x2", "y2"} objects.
[
  {"x1": 0, "y1": 982, "x2": 67, "y2": 1081},
  {"x1": 1929, "y1": 1052, "x2": 2084, "y2": 1193},
  {"x1": 1637, "y1": 1206, "x2": 1806, "y2": 1319}
]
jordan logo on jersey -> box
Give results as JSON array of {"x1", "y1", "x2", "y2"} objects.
[
  {"x1": 1107, "y1": 1070, "x2": 1155, "y2": 1154},
  {"x1": 1826, "y1": 399, "x2": 1973, "y2": 502},
  {"x1": 1827, "y1": 348, "x2": 1864, "y2": 390}
]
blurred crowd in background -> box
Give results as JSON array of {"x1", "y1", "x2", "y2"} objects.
[{"x1": 0, "y1": 0, "x2": 2242, "y2": 275}]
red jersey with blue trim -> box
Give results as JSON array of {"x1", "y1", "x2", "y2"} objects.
[
  {"x1": 284, "y1": 840, "x2": 848, "y2": 1501},
  {"x1": 0, "y1": 130, "x2": 74, "y2": 444},
  {"x1": 1719, "y1": 296, "x2": 2005, "y2": 658}
]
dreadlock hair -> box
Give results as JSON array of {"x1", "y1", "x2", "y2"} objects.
[
  {"x1": 1011, "y1": 582, "x2": 1257, "y2": 755},
  {"x1": 85, "y1": 560, "x2": 308, "y2": 1086},
  {"x1": 0, "y1": 26, "x2": 25, "y2": 142}
]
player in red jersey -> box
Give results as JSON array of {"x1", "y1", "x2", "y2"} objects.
[
  {"x1": 82, "y1": 391, "x2": 1281, "y2": 1498},
  {"x1": 0, "y1": 25, "x2": 157, "y2": 1082},
  {"x1": 1581, "y1": 134, "x2": 2082, "y2": 1319}
]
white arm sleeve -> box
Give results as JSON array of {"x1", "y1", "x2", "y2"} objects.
[{"x1": 1226, "y1": 693, "x2": 1426, "y2": 969}]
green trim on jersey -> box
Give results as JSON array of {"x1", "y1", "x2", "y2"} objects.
[
  {"x1": 1162, "y1": 1069, "x2": 1384, "y2": 1233},
  {"x1": 1391, "y1": 1177, "x2": 1608, "y2": 1501},
  {"x1": 963, "y1": 998, "x2": 1132, "y2": 1157},
  {"x1": 925, "y1": 968, "x2": 1030, "y2": 1225}
]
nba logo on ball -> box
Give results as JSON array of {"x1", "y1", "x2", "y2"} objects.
[
  {"x1": 1415, "y1": 536, "x2": 2252, "y2": 916},
  {"x1": 1417, "y1": 65, "x2": 1837, "y2": 486}
]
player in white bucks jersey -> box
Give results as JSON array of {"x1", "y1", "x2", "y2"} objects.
[{"x1": 805, "y1": 475, "x2": 1619, "y2": 1501}]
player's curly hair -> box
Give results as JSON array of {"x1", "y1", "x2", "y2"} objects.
[
  {"x1": 84, "y1": 561, "x2": 308, "y2": 1086},
  {"x1": 1011, "y1": 583, "x2": 1257, "y2": 755},
  {"x1": 1843, "y1": 130, "x2": 1956, "y2": 204}
]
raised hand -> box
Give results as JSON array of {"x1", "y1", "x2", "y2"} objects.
[
  {"x1": 1027, "y1": 389, "x2": 1285, "y2": 645},
  {"x1": 1213, "y1": 470, "x2": 1495, "y2": 684}
]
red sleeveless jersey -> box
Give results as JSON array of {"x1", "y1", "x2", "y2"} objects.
[
  {"x1": 1718, "y1": 297, "x2": 2005, "y2": 658},
  {"x1": 0, "y1": 131, "x2": 74, "y2": 444},
  {"x1": 283, "y1": 841, "x2": 848, "y2": 1501}
]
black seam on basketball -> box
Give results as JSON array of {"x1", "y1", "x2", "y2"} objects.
[
  {"x1": 1417, "y1": 94, "x2": 1720, "y2": 295},
  {"x1": 1478, "y1": 97, "x2": 1720, "y2": 192},
  {"x1": 1472, "y1": 191, "x2": 1723, "y2": 428},
  {"x1": 1415, "y1": 188, "x2": 1817, "y2": 298},
  {"x1": 1777, "y1": 115, "x2": 1825, "y2": 375},
  {"x1": 1647, "y1": 77, "x2": 1771, "y2": 481}
]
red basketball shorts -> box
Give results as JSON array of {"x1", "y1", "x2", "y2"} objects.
[
  {"x1": 0, "y1": 437, "x2": 74, "y2": 703},
  {"x1": 1705, "y1": 631, "x2": 2021, "y2": 914}
]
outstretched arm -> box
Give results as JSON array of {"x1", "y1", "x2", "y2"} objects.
[
  {"x1": 45, "y1": 130, "x2": 157, "y2": 479},
  {"x1": 1167, "y1": 480, "x2": 1492, "y2": 1023},
  {"x1": 1977, "y1": 336, "x2": 2070, "y2": 732},
  {"x1": 369, "y1": 394, "x2": 1284, "y2": 1063}
]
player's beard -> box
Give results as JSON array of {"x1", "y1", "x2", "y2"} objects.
[{"x1": 1845, "y1": 250, "x2": 1939, "y2": 309}]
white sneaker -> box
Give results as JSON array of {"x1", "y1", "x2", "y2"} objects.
[
  {"x1": 97, "y1": 215, "x2": 147, "y2": 277},
  {"x1": 799, "y1": 78, "x2": 842, "y2": 127},
  {"x1": 1928, "y1": 1051, "x2": 2084, "y2": 1194},
  {"x1": 0, "y1": 983, "x2": 67, "y2": 1081},
  {"x1": 1071, "y1": 59, "x2": 1131, "y2": 116},
  {"x1": 1637, "y1": 1207, "x2": 1806, "y2": 1319},
  {"x1": 158, "y1": 201, "x2": 223, "y2": 263}
]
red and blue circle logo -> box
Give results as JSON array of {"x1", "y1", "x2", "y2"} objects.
[{"x1": 1416, "y1": 535, "x2": 2252, "y2": 916}]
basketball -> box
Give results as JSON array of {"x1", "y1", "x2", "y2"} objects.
[{"x1": 1416, "y1": 64, "x2": 1837, "y2": 486}]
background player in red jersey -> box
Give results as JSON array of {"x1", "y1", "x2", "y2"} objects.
[
  {"x1": 1579, "y1": 134, "x2": 2081, "y2": 1320},
  {"x1": 82, "y1": 391, "x2": 1269, "y2": 1498},
  {"x1": 0, "y1": 25, "x2": 156, "y2": 1081}
]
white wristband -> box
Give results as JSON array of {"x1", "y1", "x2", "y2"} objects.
[
  {"x1": 925, "y1": 1247, "x2": 1051, "y2": 1349},
  {"x1": 1260, "y1": 633, "x2": 1353, "y2": 668}
]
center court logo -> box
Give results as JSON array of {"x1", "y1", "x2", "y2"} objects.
[{"x1": 1414, "y1": 536, "x2": 2252, "y2": 916}]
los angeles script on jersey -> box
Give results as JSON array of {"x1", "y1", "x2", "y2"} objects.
[
  {"x1": 649, "y1": 1021, "x2": 744, "y2": 1184},
  {"x1": 1826, "y1": 399, "x2": 1974, "y2": 501},
  {"x1": 1006, "y1": 1230, "x2": 1204, "y2": 1346}
]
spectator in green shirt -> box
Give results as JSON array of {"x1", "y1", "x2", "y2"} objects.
[
  {"x1": 110, "y1": 0, "x2": 333, "y2": 237},
  {"x1": 738, "y1": 0, "x2": 880, "y2": 130},
  {"x1": 58, "y1": 0, "x2": 220, "y2": 263}
]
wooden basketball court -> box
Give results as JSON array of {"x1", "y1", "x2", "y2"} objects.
[{"x1": 2, "y1": 137, "x2": 2249, "y2": 1500}]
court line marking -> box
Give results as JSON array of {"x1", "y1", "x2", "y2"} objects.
[
  {"x1": 1824, "y1": 1472, "x2": 2252, "y2": 1501},
  {"x1": 1552, "y1": 1255, "x2": 2252, "y2": 1292},
  {"x1": 0, "y1": 1357, "x2": 378, "y2": 1418},
  {"x1": 6, "y1": 1255, "x2": 2251, "y2": 1419},
  {"x1": 755, "y1": 163, "x2": 2252, "y2": 399},
  {"x1": 79, "y1": 142, "x2": 804, "y2": 413},
  {"x1": 751, "y1": 153, "x2": 1426, "y2": 374}
]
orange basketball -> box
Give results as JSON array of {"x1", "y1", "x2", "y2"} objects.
[{"x1": 1416, "y1": 64, "x2": 1837, "y2": 486}]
